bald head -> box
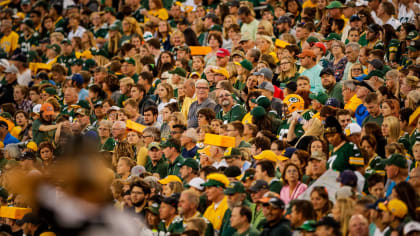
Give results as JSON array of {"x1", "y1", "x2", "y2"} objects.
[{"x1": 348, "y1": 214, "x2": 369, "y2": 236}]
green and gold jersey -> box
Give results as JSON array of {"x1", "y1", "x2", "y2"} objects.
[
  {"x1": 328, "y1": 142, "x2": 363, "y2": 172},
  {"x1": 216, "y1": 104, "x2": 247, "y2": 124}
]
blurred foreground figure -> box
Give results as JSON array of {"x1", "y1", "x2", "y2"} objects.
[{"x1": 11, "y1": 137, "x2": 152, "y2": 236}]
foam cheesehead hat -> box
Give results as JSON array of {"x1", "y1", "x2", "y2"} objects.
[
  {"x1": 254, "y1": 150, "x2": 288, "y2": 162},
  {"x1": 201, "y1": 173, "x2": 230, "y2": 188},
  {"x1": 204, "y1": 133, "x2": 235, "y2": 148}
]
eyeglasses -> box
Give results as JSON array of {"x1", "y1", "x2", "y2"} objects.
[
  {"x1": 280, "y1": 62, "x2": 290, "y2": 65},
  {"x1": 352, "y1": 68, "x2": 362, "y2": 71},
  {"x1": 196, "y1": 86, "x2": 209, "y2": 90},
  {"x1": 218, "y1": 94, "x2": 231, "y2": 98},
  {"x1": 142, "y1": 135, "x2": 151, "y2": 138}
]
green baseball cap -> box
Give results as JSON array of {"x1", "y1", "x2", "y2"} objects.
[
  {"x1": 178, "y1": 158, "x2": 199, "y2": 171},
  {"x1": 322, "y1": 33, "x2": 341, "y2": 41},
  {"x1": 306, "y1": 36, "x2": 319, "y2": 44},
  {"x1": 23, "y1": 18, "x2": 34, "y2": 28},
  {"x1": 75, "y1": 107, "x2": 90, "y2": 116},
  {"x1": 251, "y1": 106, "x2": 267, "y2": 119},
  {"x1": 408, "y1": 39, "x2": 420, "y2": 52},
  {"x1": 169, "y1": 67, "x2": 187, "y2": 77},
  {"x1": 298, "y1": 220, "x2": 316, "y2": 232},
  {"x1": 148, "y1": 142, "x2": 161, "y2": 150},
  {"x1": 309, "y1": 92, "x2": 328, "y2": 105},
  {"x1": 406, "y1": 31, "x2": 419, "y2": 40},
  {"x1": 365, "y1": 69, "x2": 385, "y2": 80},
  {"x1": 240, "y1": 59, "x2": 253, "y2": 71},
  {"x1": 145, "y1": 202, "x2": 160, "y2": 215},
  {"x1": 122, "y1": 57, "x2": 135, "y2": 65},
  {"x1": 326, "y1": 1, "x2": 345, "y2": 9},
  {"x1": 43, "y1": 87, "x2": 57, "y2": 95},
  {"x1": 47, "y1": 44, "x2": 61, "y2": 54},
  {"x1": 0, "y1": 112, "x2": 12, "y2": 120},
  {"x1": 224, "y1": 181, "x2": 246, "y2": 195},
  {"x1": 71, "y1": 58, "x2": 84, "y2": 66},
  {"x1": 251, "y1": 96, "x2": 271, "y2": 108},
  {"x1": 104, "y1": 7, "x2": 116, "y2": 15},
  {"x1": 385, "y1": 153, "x2": 407, "y2": 168},
  {"x1": 209, "y1": 24, "x2": 223, "y2": 32},
  {"x1": 83, "y1": 59, "x2": 97, "y2": 70},
  {"x1": 160, "y1": 139, "x2": 181, "y2": 152},
  {"x1": 61, "y1": 39, "x2": 72, "y2": 45}
]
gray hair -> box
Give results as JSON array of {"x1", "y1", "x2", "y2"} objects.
[
  {"x1": 112, "y1": 121, "x2": 126, "y2": 129},
  {"x1": 195, "y1": 79, "x2": 209, "y2": 87},
  {"x1": 4, "y1": 144, "x2": 20, "y2": 160},
  {"x1": 99, "y1": 120, "x2": 113, "y2": 129},
  {"x1": 184, "y1": 128, "x2": 198, "y2": 142},
  {"x1": 143, "y1": 127, "x2": 161, "y2": 141},
  {"x1": 343, "y1": 80, "x2": 357, "y2": 91},
  {"x1": 346, "y1": 42, "x2": 361, "y2": 52}
]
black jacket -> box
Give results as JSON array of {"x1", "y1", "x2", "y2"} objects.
[
  {"x1": 0, "y1": 80, "x2": 16, "y2": 105},
  {"x1": 260, "y1": 217, "x2": 292, "y2": 236}
]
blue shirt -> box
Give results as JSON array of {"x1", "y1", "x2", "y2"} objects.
[
  {"x1": 181, "y1": 146, "x2": 198, "y2": 159},
  {"x1": 3, "y1": 132, "x2": 19, "y2": 146},
  {"x1": 301, "y1": 64, "x2": 325, "y2": 93},
  {"x1": 355, "y1": 104, "x2": 369, "y2": 126},
  {"x1": 78, "y1": 88, "x2": 89, "y2": 101}
]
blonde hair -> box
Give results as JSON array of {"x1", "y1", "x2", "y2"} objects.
[
  {"x1": 256, "y1": 34, "x2": 275, "y2": 53},
  {"x1": 278, "y1": 56, "x2": 297, "y2": 82},
  {"x1": 258, "y1": 20, "x2": 274, "y2": 36},
  {"x1": 192, "y1": 18, "x2": 205, "y2": 35},
  {"x1": 157, "y1": 82, "x2": 174, "y2": 100},
  {"x1": 185, "y1": 217, "x2": 207, "y2": 236},
  {"x1": 170, "y1": 30, "x2": 185, "y2": 46},
  {"x1": 122, "y1": 17, "x2": 143, "y2": 36},
  {"x1": 335, "y1": 198, "x2": 355, "y2": 236},
  {"x1": 383, "y1": 116, "x2": 400, "y2": 141},
  {"x1": 50, "y1": 32, "x2": 64, "y2": 44},
  {"x1": 169, "y1": 112, "x2": 187, "y2": 126},
  {"x1": 82, "y1": 31, "x2": 96, "y2": 50}
]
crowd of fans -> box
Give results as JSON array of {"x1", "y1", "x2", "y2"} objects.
[{"x1": 0, "y1": 0, "x2": 419, "y2": 235}]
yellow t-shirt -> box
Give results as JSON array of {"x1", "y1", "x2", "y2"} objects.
[
  {"x1": 203, "y1": 196, "x2": 229, "y2": 231},
  {"x1": 181, "y1": 96, "x2": 197, "y2": 120},
  {"x1": 145, "y1": 8, "x2": 169, "y2": 22},
  {"x1": 344, "y1": 94, "x2": 362, "y2": 113},
  {"x1": 136, "y1": 146, "x2": 148, "y2": 166},
  {"x1": 0, "y1": 31, "x2": 19, "y2": 55}
]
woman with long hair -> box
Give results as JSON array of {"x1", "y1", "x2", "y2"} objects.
[
  {"x1": 360, "y1": 135, "x2": 384, "y2": 174},
  {"x1": 392, "y1": 181, "x2": 420, "y2": 221},
  {"x1": 332, "y1": 198, "x2": 355, "y2": 236},
  {"x1": 156, "y1": 51, "x2": 175, "y2": 73},
  {"x1": 362, "y1": 122, "x2": 387, "y2": 158},
  {"x1": 257, "y1": 20, "x2": 274, "y2": 37},
  {"x1": 90, "y1": 12, "x2": 107, "y2": 46},
  {"x1": 156, "y1": 83, "x2": 177, "y2": 121},
  {"x1": 81, "y1": 31, "x2": 96, "y2": 58},
  {"x1": 380, "y1": 99, "x2": 399, "y2": 118},
  {"x1": 104, "y1": 26, "x2": 122, "y2": 57},
  {"x1": 285, "y1": 0, "x2": 302, "y2": 21},
  {"x1": 223, "y1": 23, "x2": 240, "y2": 52},
  {"x1": 156, "y1": 20, "x2": 172, "y2": 51},
  {"x1": 276, "y1": 56, "x2": 299, "y2": 87},
  {"x1": 192, "y1": 18, "x2": 206, "y2": 45},
  {"x1": 39, "y1": 15, "x2": 56, "y2": 39},
  {"x1": 192, "y1": 56, "x2": 205, "y2": 75},
  {"x1": 382, "y1": 24, "x2": 400, "y2": 63},
  {"x1": 121, "y1": 17, "x2": 143, "y2": 46},
  {"x1": 256, "y1": 34, "x2": 278, "y2": 64},
  {"x1": 381, "y1": 116, "x2": 400, "y2": 144},
  {"x1": 310, "y1": 186, "x2": 333, "y2": 220},
  {"x1": 126, "y1": 129, "x2": 147, "y2": 166}
]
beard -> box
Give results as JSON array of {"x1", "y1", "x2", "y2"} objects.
[
  {"x1": 323, "y1": 82, "x2": 334, "y2": 90},
  {"x1": 221, "y1": 100, "x2": 230, "y2": 107},
  {"x1": 132, "y1": 198, "x2": 145, "y2": 207}
]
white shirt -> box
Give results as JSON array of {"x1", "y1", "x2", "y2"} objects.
[
  {"x1": 384, "y1": 17, "x2": 401, "y2": 30},
  {"x1": 213, "y1": 159, "x2": 228, "y2": 169},
  {"x1": 398, "y1": 3, "x2": 416, "y2": 23},
  {"x1": 68, "y1": 26, "x2": 86, "y2": 40},
  {"x1": 17, "y1": 69, "x2": 32, "y2": 86}
]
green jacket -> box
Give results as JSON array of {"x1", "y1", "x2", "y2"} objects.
[{"x1": 233, "y1": 226, "x2": 260, "y2": 236}]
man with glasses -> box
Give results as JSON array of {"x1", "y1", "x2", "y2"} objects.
[
  {"x1": 188, "y1": 79, "x2": 217, "y2": 128},
  {"x1": 145, "y1": 142, "x2": 168, "y2": 178},
  {"x1": 111, "y1": 121, "x2": 126, "y2": 142},
  {"x1": 343, "y1": 43, "x2": 361, "y2": 80},
  {"x1": 129, "y1": 179, "x2": 151, "y2": 217},
  {"x1": 409, "y1": 167, "x2": 420, "y2": 196},
  {"x1": 216, "y1": 89, "x2": 246, "y2": 124}
]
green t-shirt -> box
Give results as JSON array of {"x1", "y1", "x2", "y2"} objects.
[
  {"x1": 32, "y1": 119, "x2": 56, "y2": 145},
  {"x1": 167, "y1": 155, "x2": 184, "y2": 176},
  {"x1": 216, "y1": 104, "x2": 247, "y2": 124}
]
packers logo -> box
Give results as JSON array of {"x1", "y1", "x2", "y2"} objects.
[{"x1": 288, "y1": 97, "x2": 299, "y2": 103}]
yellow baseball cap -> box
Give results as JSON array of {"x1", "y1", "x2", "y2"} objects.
[
  {"x1": 158, "y1": 175, "x2": 183, "y2": 185},
  {"x1": 211, "y1": 67, "x2": 229, "y2": 78},
  {"x1": 378, "y1": 199, "x2": 408, "y2": 218},
  {"x1": 254, "y1": 150, "x2": 287, "y2": 162},
  {"x1": 26, "y1": 141, "x2": 38, "y2": 152}
]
